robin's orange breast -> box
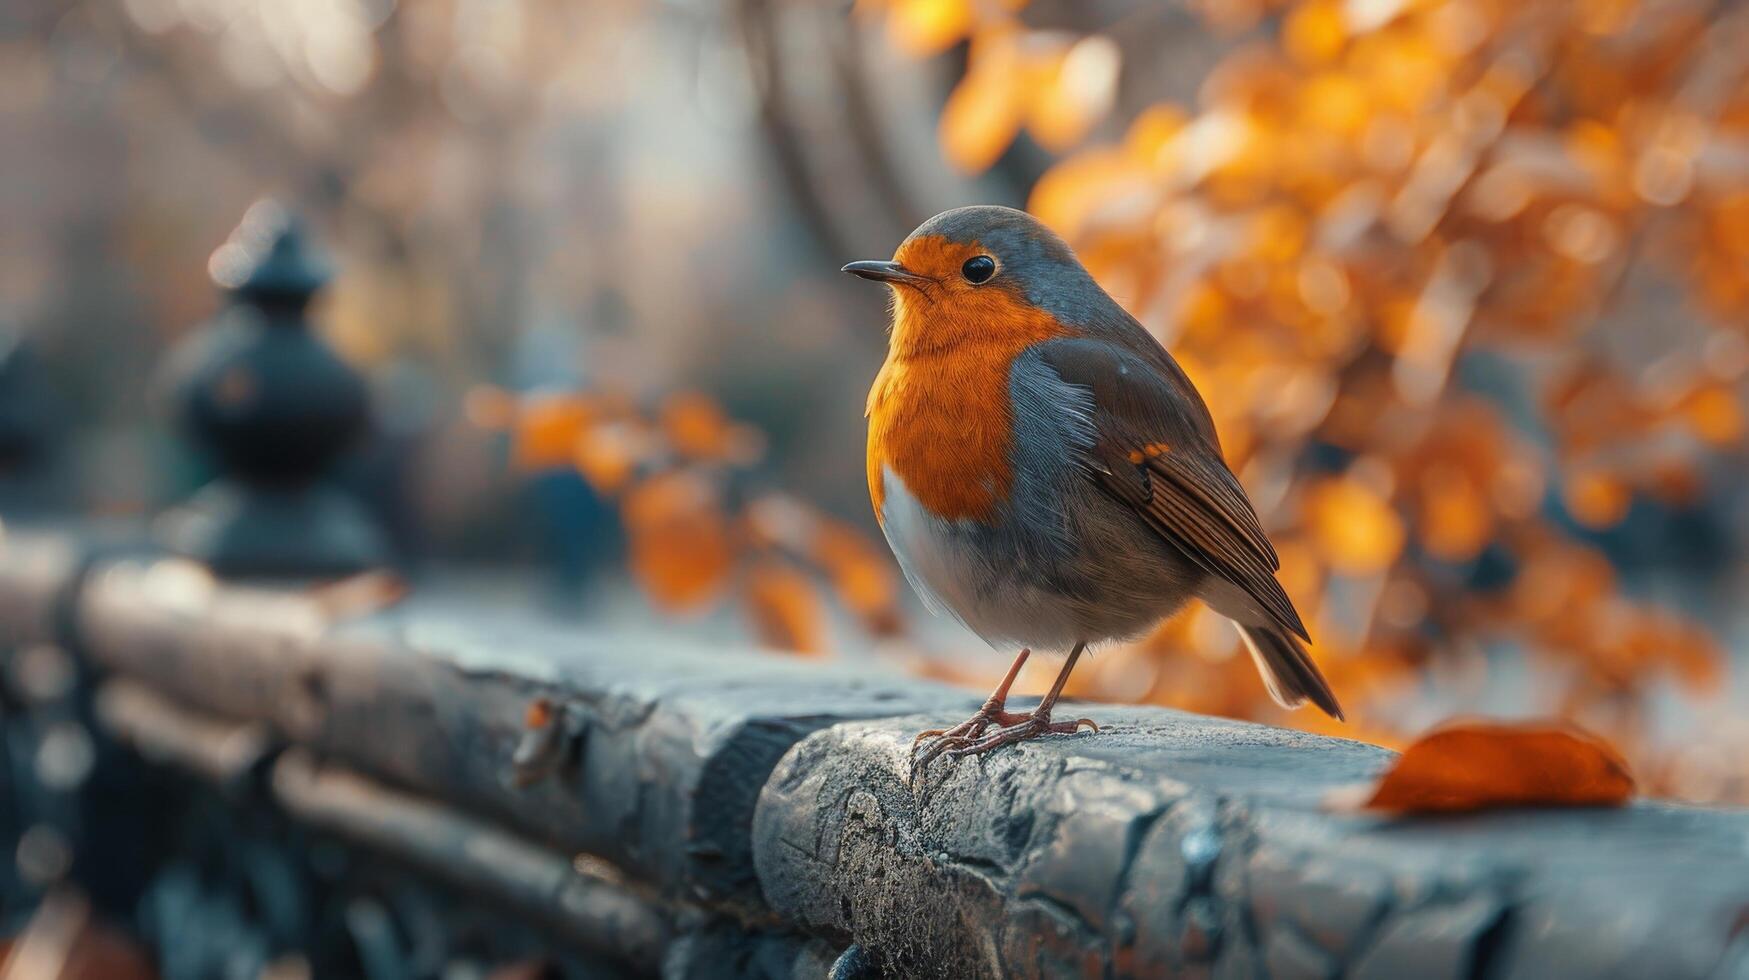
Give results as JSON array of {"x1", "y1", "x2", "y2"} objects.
[{"x1": 866, "y1": 290, "x2": 1071, "y2": 525}]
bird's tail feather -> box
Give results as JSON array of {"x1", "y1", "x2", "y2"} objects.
[{"x1": 1237, "y1": 625, "x2": 1344, "y2": 721}]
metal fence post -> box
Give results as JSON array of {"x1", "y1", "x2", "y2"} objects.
[{"x1": 155, "y1": 201, "x2": 386, "y2": 578}]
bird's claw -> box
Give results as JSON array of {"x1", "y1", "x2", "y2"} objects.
[
  {"x1": 909, "y1": 708, "x2": 1098, "y2": 783},
  {"x1": 943, "y1": 715, "x2": 1097, "y2": 760},
  {"x1": 909, "y1": 704, "x2": 1026, "y2": 748},
  {"x1": 909, "y1": 726, "x2": 953, "y2": 749},
  {"x1": 907, "y1": 709, "x2": 997, "y2": 782}
]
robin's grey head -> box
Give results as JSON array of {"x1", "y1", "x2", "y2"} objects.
[{"x1": 841, "y1": 206, "x2": 1114, "y2": 328}]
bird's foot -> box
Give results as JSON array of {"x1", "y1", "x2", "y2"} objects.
[
  {"x1": 909, "y1": 705, "x2": 1097, "y2": 781},
  {"x1": 910, "y1": 701, "x2": 1027, "y2": 751},
  {"x1": 908, "y1": 701, "x2": 1020, "y2": 777},
  {"x1": 944, "y1": 712, "x2": 1098, "y2": 760}
]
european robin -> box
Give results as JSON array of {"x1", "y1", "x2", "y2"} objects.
[{"x1": 843, "y1": 206, "x2": 1342, "y2": 770}]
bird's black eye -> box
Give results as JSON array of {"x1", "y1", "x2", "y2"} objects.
[{"x1": 961, "y1": 255, "x2": 996, "y2": 284}]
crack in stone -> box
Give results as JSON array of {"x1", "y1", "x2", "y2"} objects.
[{"x1": 1466, "y1": 901, "x2": 1517, "y2": 980}]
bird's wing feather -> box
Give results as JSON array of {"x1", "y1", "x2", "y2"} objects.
[{"x1": 1035, "y1": 337, "x2": 1309, "y2": 641}]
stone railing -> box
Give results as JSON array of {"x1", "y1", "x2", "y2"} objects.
[{"x1": 0, "y1": 524, "x2": 1745, "y2": 979}]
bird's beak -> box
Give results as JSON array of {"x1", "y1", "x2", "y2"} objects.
[{"x1": 841, "y1": 260, "x2": 929, "y2": 288}]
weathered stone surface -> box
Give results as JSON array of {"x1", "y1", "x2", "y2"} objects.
[
  {"x1": 0, "y1": 527, "x2": 97, "y2": 649},
  {"x1": 1263, "y1": 926, "x2": 1336, "y2": 980},
  {"x1": 1714, "y1": 935, "x2": 1749, "y2": 980},
  {"x1": 0, "y1": 533, "x2": 1738, "y2": 980},
  {"x1": 660, "y1": 924, "x2": 841, "y2": 980},
  {"x1": 753, "y1": 713, "x2": 1391, "y2": 978},
  {"x1": 1348, "y1": 893, "x2": 1505, "y2": 980},
  {"x1": 1117, "y1": 795, "x2": 1222, "y2": 976},
  {"x1": 1247, "y1": 843, "x2": 1390, "y2": 955},
  {"x1": 71, "y1": 556, "x2": 974, "y2": 912},
  {"x1": 753, "y1": 714, "x2": 1749, "y2": 979}
]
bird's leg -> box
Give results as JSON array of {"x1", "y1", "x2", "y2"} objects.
[
  {"x1": 944, "y1": 642, "x2": 1097, "y2": 760},
  {"x1": 911, "y1": 645, "x2": 1099, "y2": 778},
  {"x1": 910, "y1": 648, "x2": 1033, "y2": 754}
]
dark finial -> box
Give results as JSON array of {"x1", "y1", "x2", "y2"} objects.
[
  {"x1": 0, "y1": 324, "x2": 57, "y2": 478},
  {"x1": 156, "y1": 201, "x2": 387, "y2": 578},
  {"x1": 208, "y1": 200, "x2": 332, "y2": 309}
]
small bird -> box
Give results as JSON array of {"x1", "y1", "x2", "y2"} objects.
[{"x1": 843, "y1": 206, "x2": 1342, "y2": 770}]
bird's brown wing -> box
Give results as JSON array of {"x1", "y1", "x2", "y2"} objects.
[{"x1": 1037, "y1": 337, "x2": 1309, "y2": 641}]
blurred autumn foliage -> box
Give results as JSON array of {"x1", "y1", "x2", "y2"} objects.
[
  {"x1": 463, "y1": 0, "x2": 1749, "y2": 804},
  {"x1": 862, "y1": 0, "x2": 1749, "y2": 801},
  {"x1": 470, "y1": 386, "x2": 905, "y2": 656},
  {"x1": 132, "y1": 0, "x2": 1743, "y2": 805}
]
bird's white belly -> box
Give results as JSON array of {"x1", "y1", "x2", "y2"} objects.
[{"x1": 877, "y1": 466, "x2": 1090, "y2": 651}]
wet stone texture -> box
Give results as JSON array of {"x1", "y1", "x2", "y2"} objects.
[{"x1": 5, "y1": 531, "x2": 1744, "y2": 980}]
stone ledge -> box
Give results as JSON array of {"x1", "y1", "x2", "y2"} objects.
[
  {"x1": 754, "y1": 714, "x2": 1749, "y2": 979},
  {"x1": 2, "y1": 528, "x2": 1745, "y2": 978},
  {"x1": 69, "y1": 556, "x2": 975, "y2": 917}
]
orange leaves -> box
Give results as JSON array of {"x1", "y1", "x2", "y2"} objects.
[
  {"x1": 1415, "y1": 463, "x2": 1494, "y2": 561},
  {"x1": 743, "y1": 493, "x2": 907, "y2": 638},
  {"x1": 1026, "y1": 36, "x2": 1122, "y2": 153},
  {"x1": 938, "y1": 34, "x2": 1026, "y2": 174},
  {"x1": 1679, "y1": 383, "x2": 1744, "y2": 447},
  {"x1": 743, "y1": 560, "x2": 826, "y2": 655},
  {"x1": 1541, "y1": 353, "x2": 1747, "y2": 536},
  {"x1": 508, "y1": 393, "x2": 594, "y2": 471},
  {"x1": 623, "y1": 472, "x2": 733, "y2": 613},
  {"x1": 660, "y1": 391, "x2": 766, "y2": 464},
  {"x1": 1348, "y1": 721, "x2": 1635, "y2": 813},
  {"x1": 1562, "y1": 468, "x2": 1632, "y2": 529},
  {"x1": 1282, "y1": 0, "x2": 1346, "y2": 67},
  {"x1": 1496, "y1": 533, "x2": 1725, "y2": 695},
  {"x1": 1509, "y1": 538, "x2": 1615, "y2": 627},
  {"x1": 1028, "y1": 148, "x2": 1154, "y2": 243},
  {"x1": 938, "y1": 30, "x2": 1121, "y2": 173},
  {"x1": 1302, "y1": 473, "x2": 1405, "y2": 575},
  {"x1": 472, "y1": 389, "x2": 905, "y2": 656},
  {"x1": 573, "y1": 422, "x2": 639, "y2": 494},
  {"x1": 882, "y1": 0, "x2": 976, "y2": 56},
  {"x1": 477, "y1": 385, "x2": 776, "y2": 495},
  {"x1": 865, "y1": 0, "x2": 1119, "y2": 173},
  {"x1": 462, "y1": 0, "x2": 1745, "y2": 806},
  {"x1": 858, "y1": 0, "x2": 1024, "y2": 57},
  {"x1": 812, "y1": 522, "x2": 905, "y2": 636},
  {"x1": 473, "y1": 386, "x2": 624, "y2": 484},
  {"x1": 1397, "y1": 400, "x2": 1537, "y2": 561},
  {"x1": 909, "y1": 0, "x2": 1745, "y2": 797}
]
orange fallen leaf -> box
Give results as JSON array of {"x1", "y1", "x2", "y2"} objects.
[{"x1": 1348, "y1": 720, "x2": 1635, "y2": 813}]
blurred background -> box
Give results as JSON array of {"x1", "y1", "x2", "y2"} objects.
[{"x1": 2, "y1": 0, "x2": 1747, "y2": 806}]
